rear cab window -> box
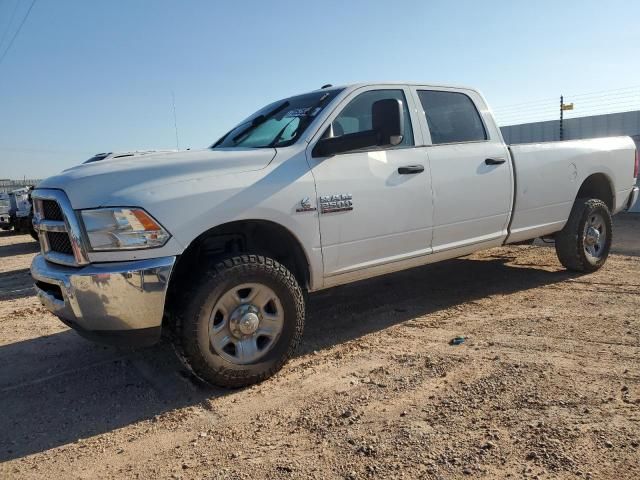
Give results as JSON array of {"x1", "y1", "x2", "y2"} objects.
[{"x1": 417, "y1": 90, "x2": 487, "y2": 145}]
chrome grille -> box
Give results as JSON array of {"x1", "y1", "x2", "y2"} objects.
[
  {"x1": 42, "y1": 200, "x2": 63, "y2": 220},
  {"x1": 32, "y1": 189, "x2": 89, "y2": 267},
  {"x1": 46, "y1": 231, "x2": 73, "y2": 255}
]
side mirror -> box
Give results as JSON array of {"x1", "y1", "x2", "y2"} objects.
[
  {"x1": 372, "y1": 98, "x2": 404, "y2": 147},
  {"x1": 312, "y1": 98, "x2": 405, "y2": 157}
]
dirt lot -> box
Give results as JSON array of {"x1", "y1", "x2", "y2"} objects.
[{"x1": 1, "y1": 215, "x2": 639, "y2": 479}]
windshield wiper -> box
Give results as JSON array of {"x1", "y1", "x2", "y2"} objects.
[
  {"x1": 268, "y1": 92, "x2": 332, "y2": 148},
  {"x1": 231, "y1": 101, "x2": 290, "y2": 144},
  {"x1": 268, "y1": 118, "x2": 299, "y2": 148}
]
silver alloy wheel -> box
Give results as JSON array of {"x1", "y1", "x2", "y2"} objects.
[
  {"x1": 583, "y1": 212, "x2": 607, "y2": 261},
  {"x1": 208, "y1": 283, "x2": 284, "y2": 365}
]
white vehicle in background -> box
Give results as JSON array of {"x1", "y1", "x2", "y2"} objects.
[
  {"x1": 630, "y1": 135, "x2": 640, "y2": 212},
  {"x1": 30, "y1": 82, "x2": 639, "y2": 387},
  {"x1": 0, "y1": 193, "x2": 11, "y2": 230},
  {"x1": 8, "y1": 186, "x2": 38, "y2": 240}
]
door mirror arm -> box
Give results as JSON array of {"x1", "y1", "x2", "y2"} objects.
[{"x1": 312, "y1": 130, "x2": 378, "y2": 157}]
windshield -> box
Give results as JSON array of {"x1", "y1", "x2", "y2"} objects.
[{"x1": 212, "y1": 88, "x2": 343, "y2": 149}]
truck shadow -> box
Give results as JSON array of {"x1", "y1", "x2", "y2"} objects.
[
  {"x1": 302, "y1": 250, "x2": 574, "y2": 354},
  {"x1": 0, "y1": 235, "x2": 39, "y2": 259},
  {"x1": 0, "y1": 268, "x2": 35, "y2": 301},
  {"x1": 0, "y1": 250, "x2": 574, "y2": 461}
]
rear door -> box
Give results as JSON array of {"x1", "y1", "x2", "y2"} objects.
[
  {"x1": 306, "y1": 86, "x2": 433, "y2": 279},
  {"x1": 410, "y1": 87, "x2": 513, "y2": 251}
]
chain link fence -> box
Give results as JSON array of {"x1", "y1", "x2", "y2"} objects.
[{"x1": 0, "y1": 179, "x2": 41, "y2": 194}]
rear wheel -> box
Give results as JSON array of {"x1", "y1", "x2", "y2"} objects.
[
  {"x1": 555, "y1": 198, "x2": 612, "y2": 272},
  {"x1": 174, "y1": 255, "x2": 305, "y2": 388}
]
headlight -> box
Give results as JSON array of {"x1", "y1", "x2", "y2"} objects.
[{"x1": 80, "y1": 208, "x2": 170, "y2": 250}]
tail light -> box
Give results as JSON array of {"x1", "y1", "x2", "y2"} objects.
[{"x1": 635, "y1": 149, "x2": 639, "y2": 179}]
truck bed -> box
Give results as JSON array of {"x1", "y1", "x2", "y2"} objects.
[{"x1": 507, "y1": 136, "x2": 637, "y2": 243}]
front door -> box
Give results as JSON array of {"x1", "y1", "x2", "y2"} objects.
[{"x1": 306, "y1": 86, "x2": 434, "y2": 279}]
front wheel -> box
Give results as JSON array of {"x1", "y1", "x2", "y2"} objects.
[
  {"x1": 555, "y1": 198, "x2": 612, "y2": 272},
  {"x1": 174, "y1": 255, "x2": 305, "y2": 388}
]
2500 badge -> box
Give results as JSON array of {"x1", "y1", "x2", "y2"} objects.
[{"x1": 319, "y1": 194, "x2": 353, "y2": 214}]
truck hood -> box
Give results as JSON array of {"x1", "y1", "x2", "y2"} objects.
[{"x1": 37, "y1": 148, "x2": 276, "y2": 209}]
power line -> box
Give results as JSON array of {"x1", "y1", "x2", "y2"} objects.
[
  {"x1": 497, "y1": 98, "x2": 640, "y2": 120},
  {"x1": 563, "y1": 104, "x2": 640, "y2": 117},
  {"x1": 493, "y1": 97, "x2": 558, "y2": 110},
  {"x1": 498, "y1": 115, "x2": 556, "y2": 124},
  {"x1": 565, "y1": 84, "x2": 640, "y2": 99},
  {"x1": 564, "y1": 93, "x2": 640, "y2": 107},
  {"x1": 494, "y1": 86, "x2": 640, "y2": 126},
  {"x1": 494, "y1": 85, "x2": 640, "y2": 112},
  {"x1": 498, "y1": 105, "x2": 640, "y2": 127},
  {"x1": 0, "y1": 0, "x2": 21, "y2": 52},
  {"x1": 0, "y1": 0, "x2": 37, "y2": 67},
  {"x1": 494, "y1": 104, "x2": 557, "y2": 114},
  {"x1": 496, "y1": 91, "x2": 640, "y2": 114},
  {"x1": 495, "y1": 104, "x2": 559, "y2": 115}
]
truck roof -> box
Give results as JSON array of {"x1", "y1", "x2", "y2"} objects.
[{"x1": 313, "y1": 81, "x2": 479, "y2": 93}]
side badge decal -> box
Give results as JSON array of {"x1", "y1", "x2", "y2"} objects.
[
  {"x1": 319, "y1": 194, "x2": 353, "y2": 214},
  {"x1": 296, "y1": 197, "x2": 317, "y2": 213}
]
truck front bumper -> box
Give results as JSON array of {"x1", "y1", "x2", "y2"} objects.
[{"x1": 30, "y1": 254, "x2": 176, "y2": 347}]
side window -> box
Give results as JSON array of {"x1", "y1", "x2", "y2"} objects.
[
  {"x1": 417, "y1": 90, "x2": 487, "y2": 145},
  {"x1": 328, "y1": 89, "x2": 414, "y2": 147}
]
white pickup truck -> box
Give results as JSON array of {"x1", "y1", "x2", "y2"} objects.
[{"x1": 30, "y1": 82, "x2": 639, "y2": 387}]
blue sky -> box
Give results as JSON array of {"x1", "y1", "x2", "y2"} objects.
[{"x1": 1, "y1": 0, "x2": 639, "y2": 178}]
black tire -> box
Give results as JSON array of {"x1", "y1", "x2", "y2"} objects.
[
  {"x1": 174, "y1": 255, "x2": 305, "y2": 388},
  {"x1": 555, "y1": 198, "x2": 612, "y2": 272}
]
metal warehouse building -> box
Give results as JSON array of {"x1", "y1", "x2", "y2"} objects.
[{"x1": 501, "y1": 110, "x2": 640, "y2": 212}]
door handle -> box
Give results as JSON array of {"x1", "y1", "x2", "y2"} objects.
[
  {"x1": 398, "y1": 165, "x2": 424, "y2": 174},
  {"x1": 485, "y1": 158, "x2": 506, "y2": 165}
]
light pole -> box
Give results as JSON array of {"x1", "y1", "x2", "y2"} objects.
[
  {"x1": 560, "y1": 96, "x2": 574, "y2": 141},
  {"x1": 560, "y1": 95, "x2": 563, "y2": 141}
]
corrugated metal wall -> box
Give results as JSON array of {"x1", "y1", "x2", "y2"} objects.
[
  {"x1": 500, "y1": 110, "x2": 640, "y2": 144},
  {"x1": 500, "y1": 111, "x2": 640, "y2": 212}
]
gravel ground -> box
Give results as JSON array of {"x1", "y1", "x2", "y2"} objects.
[{"x1": 0, "y1": 215, "x2": 639, "y2": 479}]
